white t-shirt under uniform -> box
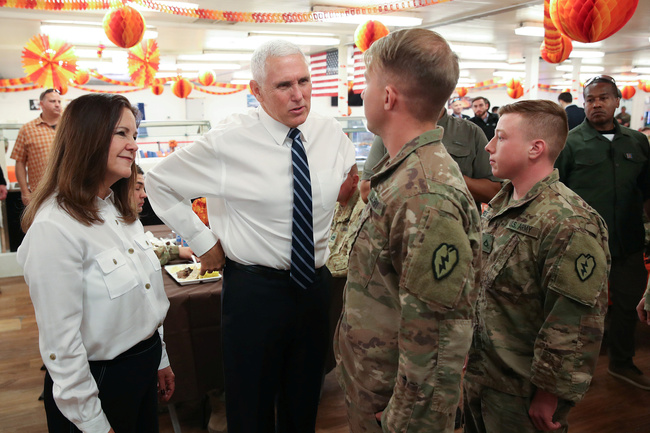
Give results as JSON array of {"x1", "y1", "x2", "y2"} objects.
[
  {"x1": 145, "y1": 107, "x2": 356, "y2": 269},
  {"x1": 18, "y1": 193, "x2": 170, "y2": 433}
]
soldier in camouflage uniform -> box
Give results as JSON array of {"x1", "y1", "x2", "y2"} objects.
[
  {"x1": 324, "y1": 164, "x2": 366, "y2": 373},
  {"x1": 335, "y1": 28, "x2": 482, "y2": 433},
  {"x1": 464, "y1": 100, "x2": 611, "y2": 433},
  {"x1": 326, "y1": 164, "x2": 367, "y2": 278}
]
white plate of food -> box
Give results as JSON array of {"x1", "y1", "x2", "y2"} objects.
[{"x1": 164, "y1": 263, "x2": 222, "y2": 285}]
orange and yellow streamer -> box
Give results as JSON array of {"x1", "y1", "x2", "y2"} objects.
[{"x1": 0, "y1": 0, "x2": 454, "y2": 23}]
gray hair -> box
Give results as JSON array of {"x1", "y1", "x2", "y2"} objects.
[{"x1": 250, "y1": 40, "x2": 308, "y2": 84}]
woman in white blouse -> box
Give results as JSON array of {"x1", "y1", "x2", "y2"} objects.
[{"x1": 19, "y1": 94, "x2": 174, "y2": 433}]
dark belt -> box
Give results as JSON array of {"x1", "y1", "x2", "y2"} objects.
[{"x1": 225, "y1": 257, "x2": 324, "y2": 280}]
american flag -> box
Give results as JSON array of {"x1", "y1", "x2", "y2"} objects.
[
  {"x1": 310, "y1": 49, "x2": 339, "y2": 97},
  {"x1": 352, "y1": 47, "x2": 366, "y2": 94}
]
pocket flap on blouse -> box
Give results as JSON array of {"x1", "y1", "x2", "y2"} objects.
[
  {"x1": 96, "y1": 248, "x2": 127, "y2": 274},
  {"x1": 134, "y1": 233, "x2": 154, "y2": 250}
]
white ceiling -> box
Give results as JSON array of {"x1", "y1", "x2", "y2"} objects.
[{"x1": 0, "y1": 0, "x2": 648, "y2": 87}]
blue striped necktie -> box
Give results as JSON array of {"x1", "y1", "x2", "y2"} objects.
[{"x1": 288, "y1": 128, "x2": 315, "y2": 289}]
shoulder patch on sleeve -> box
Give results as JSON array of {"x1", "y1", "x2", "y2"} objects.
[
  {"x1": 548, "y1": 231, "x2": 608, "y2": 307},
  {"x1": 402, "y1": 206, "x2": 473, "y2": 309}
]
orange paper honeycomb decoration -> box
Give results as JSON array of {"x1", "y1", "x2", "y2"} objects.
[
  {"x1": 550, "y1": 0, "x2": 639, "y2": 43},
  {"x1": 621, "y1": 85, "x2": 635, "y2": 100},
  {"x1": 354, "y1": 20, "x2": 389, "y2": 53},
  {"x1": 457, "y1": 87, "x2": 468, "y2": 97},
  {"x1": 103, "y1": 5, "x2": 146, "y2": 49},
  {"x1": 73, "y1": 69, "x2": 90, "y2": 85},
  {"x1": 172, "y1": 78, "x2": 193, "y2": 98},
  {"x1": 151, "y1": 84, "x2": 164, "y2": 95},
  {"x1": 198, "y1": 70, "x2": 216, "y2": 86}
]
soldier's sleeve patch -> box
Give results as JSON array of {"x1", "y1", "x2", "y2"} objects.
[
  {"x1": 433, "y1": 243, "x2": 458, "y2": 279},
  {"x1": 402, "y1": 206, "x2": 473, "y2": 309},
  {"x1": 548, "y1": 231, "x2": 607, "y2": 307}
]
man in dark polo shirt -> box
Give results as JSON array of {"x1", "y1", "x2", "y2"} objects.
[
  {"x1": 469, "y1": 96, "x2": 499, "y2": 141},
  {"x1": 556, "y1": 75, "x2": 650, "y2": 391}
]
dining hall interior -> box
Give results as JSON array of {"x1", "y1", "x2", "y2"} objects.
[{"x1": 1, "y1": 1, "x2": 650, "y2": 432}]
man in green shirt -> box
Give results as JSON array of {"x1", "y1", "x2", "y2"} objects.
[
  {"x1": 360, "y1": 109, "x2": 500, "y2": 206},
  {"x1": 556, "y1": 75, "x2": 650, "y2": 390}
]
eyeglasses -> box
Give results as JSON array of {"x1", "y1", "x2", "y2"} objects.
[
  {"x1": 44, "y1": 88, "x2": 61, "y2": 95},
  {"x1": 583, "y1": 74, "x2": 621, "y2": 98},
  {"x1": 584, "y1": 75, "x2": 616, "y2": 88}
]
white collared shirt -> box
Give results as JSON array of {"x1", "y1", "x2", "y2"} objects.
[
  {"x1": 145, "y1": 107, "x2": 356, "y2": 269},
  {"x1": 18, "y1": 193, "x2": 170, "y2": 433}
]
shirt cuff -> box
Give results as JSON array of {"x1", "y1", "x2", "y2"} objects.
[{"x1": 76, "y1": 411, "x2": 111, "y2": 433}]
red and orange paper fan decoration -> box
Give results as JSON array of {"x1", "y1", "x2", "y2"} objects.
[
  {"x1": 506, "y1": 79, "x2": 524, "y2": 99},
  {"x1": 151, "y1": 84, "x2": 164, "y2": 95},
  {"x1": 621, "y1": 86, "x2": 636, "y2": 100},
  {"x1": 103, "y1": 5, "x2": 146, "y2": 49},
  {"x1": 22, "y1": 34, "x2": 78, "y2": 90},
  {"x1": 540, "y1": 0, "x2": 572, "y2": 64},
  {"x1": 192, "y1": 198, "x2": 209, "y2": 226},
  {"x1": 198, "y1": 69, "x2": 216, "y2": 86},
  {"x1": 354, "y1": 20, "x2": 389, "y2": 53},
  {"x1": 172, "y1": 78, "x2": 192, "y2": 98},
  {"x1": 128, "y1": 39, "x2": 160, "y2": 87},
  {"x1": 74, "y1": 69, "x2": 90, "y2": 85},
  {"x1": 550, "y1": 0, "x2": 639, "y2": 43},
  {"x1": 457, "y1": 87, "x2": 468, "y2": 97}
]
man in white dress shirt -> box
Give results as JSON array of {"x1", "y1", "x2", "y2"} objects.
[{"x1": 146, "y1": 40, "x2": 355, "y2": 433}]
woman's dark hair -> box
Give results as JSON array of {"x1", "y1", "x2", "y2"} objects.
[{"x1": 22, "y1": 93, "x2": 141, "y2": 230}]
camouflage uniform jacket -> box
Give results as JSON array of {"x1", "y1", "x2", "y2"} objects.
[
  {"x1": 326, "y1": 189, "x2": 367, "y2": 277},
  {"x1": 465, "y1": 170, "x2": 611, "y2": 403},
  {"x1": 154, "y1": 243, "x2": 180, "y2": 266},
  {"x1": 335, "y1": 128, "x2": 482, "y2": 432}
]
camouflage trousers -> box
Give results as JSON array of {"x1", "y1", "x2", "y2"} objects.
[
  {"x1": 463, "y1": 380, "x2": 571, "y2": 433},
  {"x1": 344, "y1": 393, "x2": 383, "y2": 433}
]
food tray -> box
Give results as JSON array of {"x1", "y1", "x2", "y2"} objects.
[{"x1": 164, "y1": 263, "x2": 222, "y2": 286}]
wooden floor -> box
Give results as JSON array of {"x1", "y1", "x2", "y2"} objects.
[{"x1": 1, "y1": 274, "x2": 649, "y2": 433}]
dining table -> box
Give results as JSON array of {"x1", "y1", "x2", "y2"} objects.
[{"x1": 147, "y1": 224, "x2": 224, "y2": 406}]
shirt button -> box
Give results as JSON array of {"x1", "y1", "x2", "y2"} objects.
[
  {"x1": 113, "y1": 259, "x2": 117, "y2": 265},
  {"x1": 145, "y1": 283, "x2": 151, "y2": 289},
  {"x1": 50, "y1": 353, "x2": 56, "y2": 360},
  {"x1": 128, "y1": 248, "x2": 134, "y2": 254}
]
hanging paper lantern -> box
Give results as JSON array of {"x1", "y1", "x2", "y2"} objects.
[
  {"x1": 540, "y1": 36, "x2": 572, "y2": 64},
  {"x1": 507, "y1": 86, "x2": 524, "y2": 99},
  {"x1": 97, "y1": 44, "x2": 106, "y2": 59},
  {"x1": 22, "y1": 34, "x2": 78, "y2": 90},
  {"x1": 151, "y1": 84, "x2": 164, "y2": 95},
  {"x1": 639, "y1": 81, "x2": 650, "y2": 93},
  {"x1": 192, "y1": 197, "x2": 209, "y2": 226},
  {"x1": 172, "y1": 78, "x2": 193, "y2": 98},
  {"x1": 457, "y1": 87, "x2": 468, "y2": 97},
  {"x1": 506, "y1": 79, "x2": 524, "y2": 99},
  {"x1": 540, "y1": 35, "x2": 572, "y2": 64},
  {"x1": 198, "y1": 69, "x2": 216, "y2": 86},
  {"x1": 621, "y1": 86, "x2": 636, "y2": 100},
  {"x1": 128, "y1": 39, "x2": 160, "y2": 87},
  {"x1": 540, "y1": 0, "x2": 573, "y2": 64},
  {"x1": 103, "y1": 5, "x2": 146, "y2": 49},
  {"x1": 354, "y1": 20, "x2": 389, "y2": 53},
  {"x1": 73, "y1": 69, "x2": 90, "y2": 85},
  {"x1": 550, "y1": 0, "x2": 639, "y2": 43}
]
